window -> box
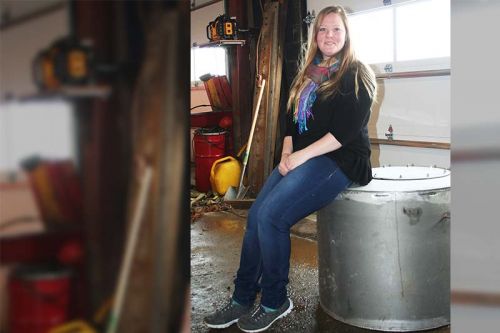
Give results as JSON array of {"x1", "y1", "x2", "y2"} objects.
[
  {"x1": 191, "y1": 47, "x2": 228, "y2": 86},
  {"x1": 349, "y1": 8, "x2": 394, "y2": 64},
  {"x1": 0, "y1": 100, "x2": 76, "y2": 172},
  {"x1": 395, "y1": 0, "x2": 450, "y2": 61},
  {"x1": 348, "y1": 0, "x2": 450, "y2": 68}
]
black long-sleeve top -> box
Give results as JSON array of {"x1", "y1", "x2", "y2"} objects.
[{"x1": 285, "y1": 65, "x2": 373, "y2": 185}]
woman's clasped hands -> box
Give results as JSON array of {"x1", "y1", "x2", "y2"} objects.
[{"x1": 278, "y1": 150, "x2": 310, "y2": 176}]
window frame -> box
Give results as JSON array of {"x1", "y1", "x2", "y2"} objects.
[{"x1": 347, "y1": 0, "x2": 450, "y2": 74}]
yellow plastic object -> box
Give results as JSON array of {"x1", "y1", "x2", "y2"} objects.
[
  {"x1": 48, "y1": 320, "x2": 97, "y2": 333},
  {"x1": 210, "y1": 156, "x2": 241, "y2": 195}
]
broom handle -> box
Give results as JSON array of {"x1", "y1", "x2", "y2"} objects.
[
  {"x1": 106, "y1": 166, "x2": 153, "y2": 333},
  {"x1": 238, "y1": 79, "x2": 266, "y2": 189}
]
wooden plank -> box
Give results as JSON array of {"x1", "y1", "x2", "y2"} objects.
[
  {"x1": 248, "y1": 1, "x2": 279, "y2": 196},
  {"x1": 225, "y1": 199, "x2": 255, "y2": 209},
  {"x1": 73, "y1": 0, "x2": 126, "y2": 317},
  {"x1": 150, "y1": 3, "x2": 190, "y2": 331},
  {"x1": 263, "y1": 4, "x2": 279, "y2": 178},
  {"x1": 370, "y1": 138, "x2": 450, "y2": 149},
  {"x1": 117, "y1": 4, "x2": 189, "y2": 332},
  {"x1": 277, "y1": 0, "x2": 307, "y2": 168},
  {"x1": 265, "y1": 2, "x2": 286, "y2": 177},
  {"x1": 228, "y1": 0, "x2": 252, "y2": 158}
]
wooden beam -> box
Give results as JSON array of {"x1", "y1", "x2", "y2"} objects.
[
  {"x1": 151, "y1": 2, "x2": 190, "y2": 332},
  {"x1": 117, "y1": 3, "x2": 189, "y2": 332},
  {"x1": 73, "y1": 0, "x2": 130, "y2": 318},
  {"x1": 248, "y1": 1, "x2": 284, "y2": 196},
  {"x1": 265, "y1": 2, "x2": 286, "y2": 177},
  {"x1": 275, "y1": 0, "x2": 307, "y2": 167},
  {"x1": 227, "y1": 0, "x2": 252, "y2": 156},
  {"x1": 370, "y1": 138, "x2": 450, "y2": 149}
]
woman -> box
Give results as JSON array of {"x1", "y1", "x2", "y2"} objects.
[{"x1": 204, "y1": 5, "x2": 377, "y2": 332}]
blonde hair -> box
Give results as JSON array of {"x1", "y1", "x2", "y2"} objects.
[{"x1": 286, "y1": 5, "x2": 377, "y2": 112}]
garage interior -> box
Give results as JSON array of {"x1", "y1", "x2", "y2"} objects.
[
  {"x1": 0, "y1": 1, "x2": 499, "y2": 333},
  {"x1": 1, "y1": 1, "x2": 189, "y2": 332}
]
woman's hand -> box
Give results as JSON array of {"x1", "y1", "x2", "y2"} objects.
[
  {"x1": 285, "y1": 150, "x2": 310, "y2": 171},
  {"x1": 278, "y1": 153, "x2": 291, "y2": 176}
]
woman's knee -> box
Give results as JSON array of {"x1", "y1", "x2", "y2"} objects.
[{"x1": 256, "y1": 202, "x2": 290, "y2": 234}]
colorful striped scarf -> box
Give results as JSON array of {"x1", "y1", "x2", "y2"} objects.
[{"x1": 293, "y1": 57, "x2": 340, "y2": 134}]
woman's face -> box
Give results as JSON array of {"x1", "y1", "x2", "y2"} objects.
[{"x1": 316, "y1": 12, "x2": 346, "y2": 60}]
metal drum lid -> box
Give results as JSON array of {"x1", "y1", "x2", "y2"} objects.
[{"x1": 348, "y1": 166, "x2": 450, "y2": 192}]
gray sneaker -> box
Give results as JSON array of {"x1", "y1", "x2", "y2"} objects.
[
  {"x1": 204, "y1": 299, "x2": 252, "y2": 329},
  {"x1": 237, "y1": 298, "x2": 293, "y2": 332}
]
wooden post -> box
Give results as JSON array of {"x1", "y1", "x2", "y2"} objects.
[
  {"x1": 72, "y1": 0, "x2": 130, "y2": 318},
  {"x1": 227, "y1": 0, "x2": 252, "y2": 154},
  {"x1": 265, "y1": 1, "x2": 287, "y2": 178},
  {"x1": 248, "y1": 1, "x2": 286, "y2": 195},
  {"x1": 116, "y1": 2, "x2": 189, "y2": 332}
]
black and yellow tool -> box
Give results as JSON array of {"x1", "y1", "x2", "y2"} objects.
[
  {"x1": 206, "y1": 14, "x2": 238, "y2": 41},
  {"x1": 33, "y1": 37, "x2": 94, "y2": 90}
]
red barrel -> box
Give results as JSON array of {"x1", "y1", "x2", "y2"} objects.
[
  {"x1": 194, "y1": 129, "x2": 226, "y2": 192},
  {"x1": 8, "y1": 265, "x2": 71, "y2": 333}
]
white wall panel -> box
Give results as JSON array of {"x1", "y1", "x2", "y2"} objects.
[
  {"x1": 451, "y1": 305, "x2": 500, "y2": 333},
  {"x1": 451, "y1": 160, "x2": 500, "y2": 293},
  {"x1": 190, "y1": 88, "x2": 212, "y2": 113},
  {"x1": 0, "y1": 101, "x2": 75, "y2": 171},
  {"x1": 191, "y1": 1, "x2": 224, "y2": 46},
  {"x1": 370, "y1": 75, "x2": 450, "y2": 142},
  {"x1": 0, "y1": 6, "x2": 69, "y2": 100},
  {"x1": 0, "y1": 0, "x2": 63, "y2": 24},
  {"x1": 452, "y1": 2, "x2": 500, "y2": 128}
]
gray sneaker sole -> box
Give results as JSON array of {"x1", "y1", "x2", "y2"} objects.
[
  {"x1": 237, "y1": 298, "x2": 294, "y2": 333},
  {"x1": 204, "y1": 317, "x2": 239, "y2": 329}
]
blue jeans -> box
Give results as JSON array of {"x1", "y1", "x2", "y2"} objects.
[{"x1": 232, "y1": 156, "x2": 352, "y2": 309}]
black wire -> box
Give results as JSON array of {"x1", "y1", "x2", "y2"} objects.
[{"x1": 190, "y1": 104, "x2": 212, "y2": 111}]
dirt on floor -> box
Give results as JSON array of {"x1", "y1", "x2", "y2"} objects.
[{"x1": 191, "y1": 210, "x2": 451, "y2": 333}]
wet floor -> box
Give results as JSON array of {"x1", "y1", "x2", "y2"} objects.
[{"x1": 191, "y1": 210, "x2": 451, "y2": 333}]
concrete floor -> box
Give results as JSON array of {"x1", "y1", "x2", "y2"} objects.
[{"x1": 191, "y1": 209, "x2": 451, "y2": 333}]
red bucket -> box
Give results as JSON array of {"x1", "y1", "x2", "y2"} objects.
[
  {"x1": 193, "y1": 129, "x2": 226, "y2": 192},
  {"x1": 8, "y1": 265, "x2": 71, "y2": 333}
]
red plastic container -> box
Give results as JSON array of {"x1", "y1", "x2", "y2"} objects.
[
  {"x1": 8, "y1": 265, "x2": 71, "y2": 333},
  {"x1": 194, "y1": 130, "x2": 226, "y2": 192}
]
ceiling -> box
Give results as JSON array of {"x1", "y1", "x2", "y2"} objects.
[{"x1": 0, "y1": 0, "x2": 64, "y2": 26}]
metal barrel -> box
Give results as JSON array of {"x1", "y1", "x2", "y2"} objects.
[{"x1": 317, "y1": 166, "x2": 450, "y2": 331}]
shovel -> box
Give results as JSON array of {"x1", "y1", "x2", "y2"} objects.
[{"x1": 224, "y1": 78, "x2": 266, "y2": 201}]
